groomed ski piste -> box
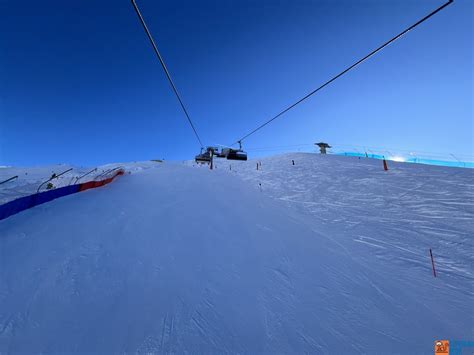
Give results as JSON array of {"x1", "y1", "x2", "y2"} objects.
[{"x1": 0, "y1": 153, "x2": 472, "y2": 353}]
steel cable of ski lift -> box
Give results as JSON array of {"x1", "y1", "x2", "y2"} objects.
[
  {"x1": 231, "y1": 0, "x2": 453, "y2": 146},
  {"x1": 131, "y1": 0, "x2": 204, "y2": 149}
]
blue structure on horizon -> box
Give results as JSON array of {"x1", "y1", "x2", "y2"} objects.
[{"x1": 337, "y1": 152, "x2": 474, "y2": 169}]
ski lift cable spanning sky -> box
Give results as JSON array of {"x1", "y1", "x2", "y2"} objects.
[
  {"x1": 131, "y1": 0, "x2": 204, "y2": 149},
  {"x1": 231, "y1": 0, "x2": 453, "y2": 147}
]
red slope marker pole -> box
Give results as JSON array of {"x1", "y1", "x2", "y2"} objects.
[
  {"x1": 383, "y1": 158, "x2": 388, "y2": 171},
  {"x1": 430, "y1": 248, "x2": 437, "y2": 277}
]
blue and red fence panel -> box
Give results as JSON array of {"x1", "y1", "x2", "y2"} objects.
[{"x1": 0, "y1": 169, "x2": 124, "y2": 221}]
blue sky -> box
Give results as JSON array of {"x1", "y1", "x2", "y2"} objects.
[{"x1": 0, "y1": 0, "x2": 472, "y2": 166}]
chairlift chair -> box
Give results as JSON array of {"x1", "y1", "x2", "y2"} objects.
[
  {"x1": 195, "y1": 150, "x2": 212, "y2": 164},
  {"x1": 195, "y1": 143, "x2": 248, "y2": 163},
  {"x1": 226, "y1": 149, "x2": 247, "y2": 161},
  {"x1": 214, "y1": 148, "x2": 227, "y2": 158},
  {"x1": 216, "y1": 148, "x2": 230, "y2": 158},
  {"x1": 225, "y1": 141, "x2": 247, "y2": 161}
]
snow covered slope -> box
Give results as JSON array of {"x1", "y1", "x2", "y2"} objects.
[
  {"x1": 218, "y1": 153, "x2": 474, "y2": 282},
  {"x1": 0, "y1": 154, "x2": 472, "y2": 353}
]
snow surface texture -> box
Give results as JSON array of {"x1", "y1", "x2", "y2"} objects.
[{"x1": 0, "y1": 154, "x2": 473, "y2": 353}]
